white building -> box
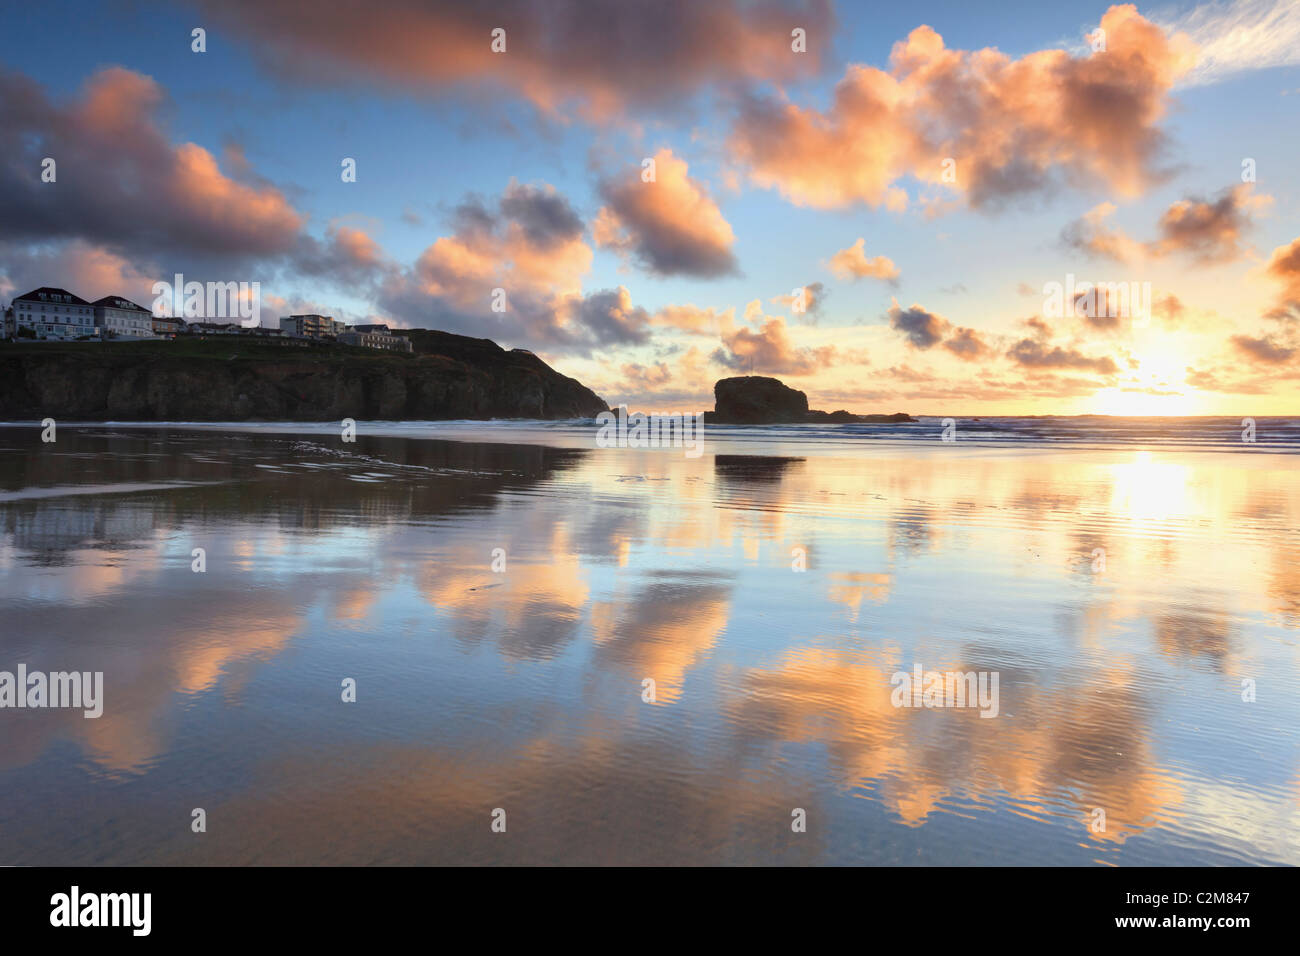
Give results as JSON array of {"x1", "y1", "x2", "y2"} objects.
[
  {"x1": 338, "y1": 323, "x2": 413, "y2": 353},
  {"x1": 93, "y1": 295, "x2": 155, "y2": 338},
  {"x1": 12, "y1": 287, "x2": 96, "y2": 340},
  {"x1": 281, "y1": 314, "x2": 345, "y2": 338}
]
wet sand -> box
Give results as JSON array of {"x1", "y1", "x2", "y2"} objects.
[{"x1": 1, "y1": 423, "x2": 1297, "y2": 864}]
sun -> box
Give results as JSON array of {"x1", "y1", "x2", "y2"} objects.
[
  {"x1": 1086, "y1": 341, "x2": 1206, "y2": 416},
  {"x1": 1088, "y1": 387, "x2": 1202, "y2": 416}
]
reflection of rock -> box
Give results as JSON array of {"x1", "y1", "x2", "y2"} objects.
[
  {"x1": 0, "y1": 427, "x2": 591, "y2": 557},
  {"x1": 713, "y1": 454, "x2": 805, "y2": 482},
  {"x1": 701, "y1": 375, "x2": 914, "y2": 424}
]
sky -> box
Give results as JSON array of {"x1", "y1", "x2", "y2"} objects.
[{"x1": 1, "y1": 0, "x2": 1299, "y2": 415}]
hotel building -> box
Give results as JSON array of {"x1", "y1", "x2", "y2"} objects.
[
  {"x1": 93, "y1": 296, "x2": 155, "y2": 338},
  {"x1": 281, "y1": 314, "x2": 346, "y2": 339},
  {"x1": 12, "y1": 287, "x2": 96, "y2": 340},
  {"x1": 337, "y1": 323, "x2": 414, "y2": 353}
]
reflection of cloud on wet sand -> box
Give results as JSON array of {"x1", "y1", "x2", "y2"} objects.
[
  {"x1": 86, "y1": 729, "x2": 831, "y2": 866},
  {"x1": 591, "y1": 574, "x2": 732, "y2": 703},
  {"x1": 728, "y1": 648, "x2": 1181, "y2": 842},
  {"x1": 416, "y1": 525, "x2": 591, "y2": 661},
  {"x1": 828, "y1": 572, "x2": 893, "y2": 622},
  {"x1": 0, "y1": 589, "x2": 304, "y2": 774},
  {"x1": 5, "y1": 427, "x2": 1300, "y2": 863},
  {"x1": 331, "y1": 585, "x2": 378, "y2": 622},
  {"x1": 1267, "y1": 542, "x2": 1300, "y2": 628},
  {"x1": 1152, "y1": 611, "x2": 1235, "y2": 670}
]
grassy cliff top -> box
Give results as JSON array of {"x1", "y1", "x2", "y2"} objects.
[
  {"x1": 0, "y1": 329, "x2": 553, "y2": 368},
  {"x1": 0, "y1": 338, "x2": 409, "y2": 364}
]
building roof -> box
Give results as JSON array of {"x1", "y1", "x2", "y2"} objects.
[
  {"x1": 13, "y1": 287, "x2": 90, "y2": 305},
  {"x1": 92, "y1": 295, "x2": 151, "y2": 313}
]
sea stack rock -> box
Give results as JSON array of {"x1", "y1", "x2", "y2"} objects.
[
  {"x1": 701, "y1": 375, "x2": 916, "y2": 425},
  {"x1": 706, "y1": 376, "x2": 809, "y2": 424}
]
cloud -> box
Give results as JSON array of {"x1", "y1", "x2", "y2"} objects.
[
  {"x1": 653, "y1": 303, "x2": 735, "y2": 336},
  {"x1": 0, "y1": 67, "x2": 304, "y2": 265},
  {"x1": 293, "y1": 225, "x2": 387, "y2": 284},
  {"x1": 188, "y1": 0, "x2": 834, "y2": 119},
  {"x1": 1150, "y1": 184, "x2": 1269, "y2": 262},
  {"x1": 1262, "y1": 235, "x2": 1300, "y2": 320},
  {"x1": 1071, "y1": 289, "x2": 1126, "y2": 332},
  {"x1": 1164, "y1": 0, "x2": 1300, "y2": 88},
  {"x1": 887, "y1": 301, "x2": 994, "y2": 359},
  {"x1": 567, "y1": 287, "x2": 652, "y2": 346},
  {"x1": 711, "y1": 317, "x2": 836, "y2": 375},
  {"x1": 0, "y1": 240, "x2": 158, "y2": 307},
  {"x1": 888, "y1": 301, "x2": 950, "y2": 349},
  {"x1": 1230, "y1": 333, "x2": 1295, "y2": 365},
  {"x1": 618, "y1": 361, "x2": 673, "y2": 392},
  {"x1": 594, "y1": 149, "x2": 738, "y2": 278},
  {"x1": 727, "y1": 5, "x2": 1196, "y2": 210},
  {"x1": 1185, "y1": 364, "x2": 1275, "y2": 394},
  {"x1": 589, "y1": 345, "x2": 716, "y2": 408},
  {"x1": 1023, "y1": 316, "x2": 1054, "y2": 338},
  {"x1": 499, "y1": 182, "x2": 586, "y2": 246},
  {"x1": 942, "y1": 327, "x2": 991, "y2": 361},
  {"x1": 376, "y1": 180, "x2": 654, "y2": 353},
  {"x1": 1060, "y1": 202, "x2": 1147, "y2": 262},
  {"x1": 828, "y1": 238, "x2": 899, "y2": 281},
  {"x1": 1153, "y1": 293, "x2": 1186, "y2": 325},
  {"x1": 414, "y1": 182, "x2": 591, "y2": 296},
  {"x1": 1007, "y1": 338, "x2": 1119, "y2": 374},
  {"x1": 1062, "y1": 185, "x2": 1268, "y2": 264},
  {"x1": 771, "y1": 282, "x2": 827, "y2": 323}
]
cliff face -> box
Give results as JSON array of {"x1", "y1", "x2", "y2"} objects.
[{"x1": 0, "y1": 333, "x2": 608, "y2": 421}]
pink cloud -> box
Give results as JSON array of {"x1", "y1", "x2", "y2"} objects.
[{"x1": 728, "y1": 5, "x2": 1196, "y2": 210}]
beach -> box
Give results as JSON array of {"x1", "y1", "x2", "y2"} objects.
[{"x1": 1, "y1": 420, "x2": 1297, "y2": 865}]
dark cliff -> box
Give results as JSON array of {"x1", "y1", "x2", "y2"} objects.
[
  {"x1": 702, "y1": 375, "x2": 915, "y2": 424},
  {"x1": 0, "y1": 333, "x2": 609, "y2": 421}
]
